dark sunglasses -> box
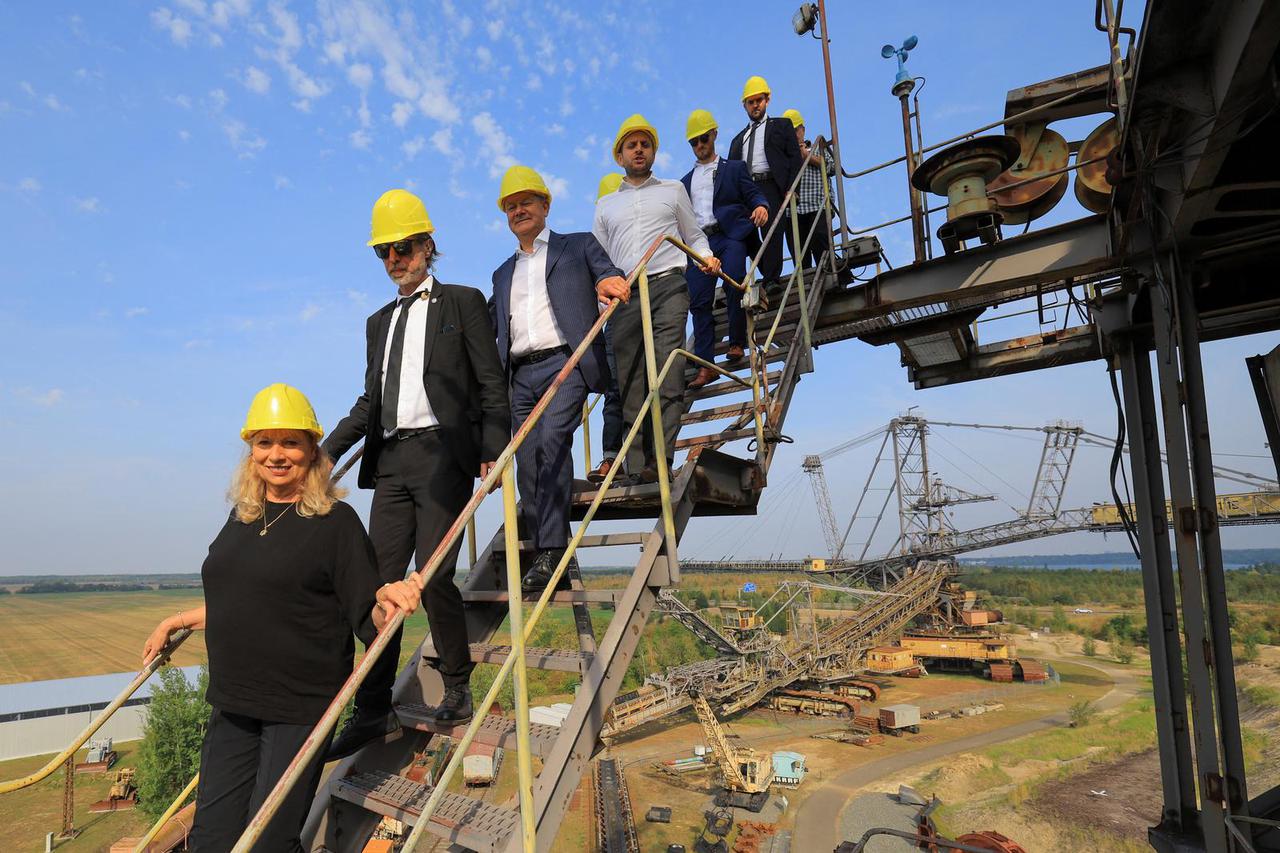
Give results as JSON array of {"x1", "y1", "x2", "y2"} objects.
[
  {"x1": 372, "y1": 239, "x2": 418, "y2": 260},
  {"x1": 688, "y1": 132, "x2": 714, "y2": 147}
]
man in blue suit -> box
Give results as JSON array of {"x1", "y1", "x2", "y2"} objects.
[
  {"x1": 681, "y1": 109, "x2": 770, "y2": 389},
  {"x1": 489, "y1": 166, "x2": 629, "y2": 592}
]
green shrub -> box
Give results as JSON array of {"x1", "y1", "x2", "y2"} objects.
[{"x1": 136, "y1": 666, "x2": 210, "y2": 820}]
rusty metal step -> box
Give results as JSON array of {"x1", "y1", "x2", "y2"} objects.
[
  {"x1": 462, "y1": 588, "x2": 622, "y2": 605},
  {"x1": 713, "y1": 323, "x2": 798, "y2": 355},
  {"x1": 492, "y1": 532, "x2": 648, "y2": 551},
  {"x1": 680, "y1": 401, "x2": 758, "y2": 426},
  {"x1": 394, "y1": 704, "x2": 561, "y2": 758},
  {"x1": 689, "y1": 370, "x2": 782, "y2": 401},
  {"x1": 674, "y1": 428, "x2": 758, "y2": 450},
  {"x1": 469, "y1": 642, "x2": 592, "y2": 673},
  {"x1": 685, "y1": 347, "x2": 788, "y2": 378},
  {"x1": 331, "y1": 770, "x2": 516, "y2": 853}
]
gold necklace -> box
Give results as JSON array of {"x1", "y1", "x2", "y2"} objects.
[{"x1": 260, "y1": 502, "x2": 298, "y2": 536}]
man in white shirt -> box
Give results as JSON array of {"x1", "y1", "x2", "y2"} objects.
[
  {"x1": 727, "y1": 75, "x2": 803, "y2": 288},
  {"x1": 593, "y1": 114, "x2": 721, "y2": 484},
  {"x1": 680, "y1": 109, "x2": 769, "y2": 388},
  {"x1": 489, "y1": 166, "x2": 628, "y2": 591}
]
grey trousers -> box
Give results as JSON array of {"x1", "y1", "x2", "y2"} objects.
[{"x1": 607, "y1": 270, "x2": 689, "y2": 474}]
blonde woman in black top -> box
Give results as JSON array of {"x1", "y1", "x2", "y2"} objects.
[{"x1": 142, "y1": 383, "x2": 423, "y2": 852}]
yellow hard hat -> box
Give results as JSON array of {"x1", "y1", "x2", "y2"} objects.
[
  {"x1": 367, "y1": 188, "x2": 434, "y2": 247},
  {"x1": 597, "y1": 172, "x2": 623, "y2": 200},
  {"x1": 613, "y1": 113, "x2": 659, "y2": 155},
  {"x1": 686, "y1": 109, "x2": 718, "y2": 141},
  {"x1": 241, "y1": 383, "x2": 324, "y2": 440},
  {"x1": 742, "y1": 75, "x2": 771, "y2": 102},
  {"x1": 783, "y1": 109, "x2": 804, "y2": 128},
  {"x1": 497, "y1": 165, "x2": 552, "y2": 211}
]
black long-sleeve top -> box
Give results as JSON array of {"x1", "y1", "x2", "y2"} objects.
[{"x1": 201, "y1": 500, "x2": 381, "y2": 725}]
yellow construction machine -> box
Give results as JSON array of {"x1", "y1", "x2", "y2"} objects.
[{"x1": 691, "y1": 694, "x2": 771, "y2": 812}]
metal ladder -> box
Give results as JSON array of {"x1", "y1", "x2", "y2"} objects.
[{"x1": 302, "y1": 263, "x2": 835, "y2": 853}]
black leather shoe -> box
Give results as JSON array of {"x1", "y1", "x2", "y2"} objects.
[
  {"x1": 432, "y1": 684, "x2": 473, "y2": 726},
  {"x1": 521, "y1": 551, "x2": 574, "y2": 593},
  {"x1": 325, "y1": 707, "x2": 398, "y2": 761}
]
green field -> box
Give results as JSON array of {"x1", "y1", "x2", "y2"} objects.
[{"x1": 0, "y1": 589, "x2": 436, "y2": 685}]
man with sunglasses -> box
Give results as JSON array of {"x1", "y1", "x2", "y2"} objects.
[
  {"x1": 681, "y1": 109, "x2": 769, "y2": 389},
  {"x1": 727, "y1": 75, "x2": 803, "y2": 290},
  {"x1": 593, "y1": 114, "x2": 720, "y2": 484},
  {"x1": 323, "y1": 188, "x2": 509, "y2": 757}
]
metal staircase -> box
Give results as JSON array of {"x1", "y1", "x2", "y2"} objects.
[{"x1": 301, "y1": 247, "x2": 838, "y2": 850}]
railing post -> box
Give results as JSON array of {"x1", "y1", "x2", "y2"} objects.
[
  {"x1": 501, "y1": 462, "x2": 537, "y2": 851},
  {"x1": 132, "y1": 773, "x2": 199, "y2": 853},
  {"x1": 636, "y1": 268, "x2": 679, "y2": 574},
  {"x1": 581, "y1": 397, "x2": 594, "y2": 476},
  {"x1": 467, "y1": 516, "x2": 478, "y2": 571},
  {"x1": 789, "y1": 196, "x2": 814, "y2": 353}
]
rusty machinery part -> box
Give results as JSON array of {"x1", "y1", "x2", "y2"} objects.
[
  {"x1": 911, "y1": 135, "x2": 1021, "y2": 253},
  {"x1": 833, "y1": 679, "x2": 882, "y2": 702},
  {"x1": 954, "y1": 831, "x2": 1028, "y2": 853},
  {"x1": 771, "y1": 688, "x2": 861, "y2": 716},
  {"x1": 988, "y1": 124, "x2": 1070, "y2": 225},
  {"x1": 1074, "y1": 116, "x2": 1119, "y2": 213},
  {"x1": 910, "y1": 135, "x2": 1021, "y2": 222}
]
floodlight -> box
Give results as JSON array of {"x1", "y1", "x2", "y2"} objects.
[{"x1": 792, "y1": 3, "x2": 818, "y2": 36}]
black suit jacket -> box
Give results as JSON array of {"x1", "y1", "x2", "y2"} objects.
[
  {"x1": 324, "y1": 281, "x2": 510, "y2": 489},
  {"x1": 488, "y1": 231, "x2": 621, "y2": 394},
  {"x1": 727, "y1": 116, "x2": 803, "y2": 197}
]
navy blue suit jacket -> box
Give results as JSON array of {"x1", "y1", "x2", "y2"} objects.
[
  {"x1": 679, "y1": 157, "x2": 769, "y2": 243},
  {"x1": 489, "y1": 230, "x2": 622, "y2": 394},
  {"x1": 727, "y1": 117, "x2": 803, "y2": 197}
]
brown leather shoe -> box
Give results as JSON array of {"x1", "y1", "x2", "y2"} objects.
[
  {"x1": 687, "y1": 366, "x2": 717, "y2": 389},
  {"x1": 587, "y1": 456, "x2": 615, "y2": 484},
  {"x1": 725, "y1": 345, "x2": 746, "y2": 366}
]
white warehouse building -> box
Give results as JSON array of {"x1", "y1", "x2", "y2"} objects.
[{"x1": 0, "y1": 666, "x2": 203, "y2": 762}]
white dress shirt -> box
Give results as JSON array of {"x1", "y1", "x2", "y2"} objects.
[
  {"x1": 381, "y1": 275, "x2": 439, "y2": 434},
  {"x1": 743, "y1": 118, "x2": 769, "y2": 175},
  {"x1": 509, "y1": 227, "x2": 567, "y2": 358},
  {"x1": 592, "y1": 175, "x2": 712, "y2": 276},
  {"x1": 690, "y1": 160, "x2": 717, "y2": 229}
]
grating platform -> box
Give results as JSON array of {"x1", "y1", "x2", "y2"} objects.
[
  {"x1": 395, "y1": 703, "x2": 562, "y2": 757},
  {"x1": 332, "y1": 770, "x2": 517, "y2": 853}
]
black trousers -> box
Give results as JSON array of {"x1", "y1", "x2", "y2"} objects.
[
  {"x1": 358, "y1": 429, "x2": 473, "y2": 713},
  {"x1": 189, "y1": 708, "x2": 332, "y2": 853},
  {"x1": 796, "y1": 210, "x2": 832, "y2": 270},
  {"x1": 511, "y1": 353, "x2": 589, "y2": 551},
  {"x1": 751, "y1": 179, "x2": 797, "y2": 282}
]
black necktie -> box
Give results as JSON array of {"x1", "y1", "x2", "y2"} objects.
[
  {"x1": 747, "y1": 120, "x2": 762, "y2": 173},
  {"x1": 380, "y1": 294, "x2": 420, "y2": 432}
]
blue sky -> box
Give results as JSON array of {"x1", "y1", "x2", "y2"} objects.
[{"x1": 0, "y1": 1, "x2": 1274, "y2": 575}]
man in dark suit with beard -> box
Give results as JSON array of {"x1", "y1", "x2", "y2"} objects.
[
  {"x1": 488, "y1": 166, "x2": 629, "y2": 592},
  {"x1": 727, "y1": 75, "x2": 803, "y2": 289},
  {"x1": 323, "y1": 188, "x2": 509, "y2": 758}
]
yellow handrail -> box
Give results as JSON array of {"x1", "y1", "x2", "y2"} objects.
[
  {"x1": 0, "y1": 627, "x2": 193, "y2": 794},
  {"x1": 132, "y1": 772, "x2": 199, "y2": 853}
]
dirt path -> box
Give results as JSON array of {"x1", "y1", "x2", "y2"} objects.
[{"x1": 793, "y1": 657, "x2": 1140, "y2": 852}]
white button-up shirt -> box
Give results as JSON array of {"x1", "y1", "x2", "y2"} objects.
[
  {"x1": 592, "y1": 175, "x2": 712, "y2": 276},
  {"x1": 690, "y1": 160, "x2": 717, "y2": 229},
  {"x1": 509, "y1": 227, "x2": 567, "y2": 358},
  {"x1": 743, "y1": 118, "x2": 769, "y2": 175},
  {"x1": 381, "y1": 275, "x2": 439, "y2": 434}
]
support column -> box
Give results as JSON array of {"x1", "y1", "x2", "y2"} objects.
[
  {"x1": 1150, "y1": 274, "x2": 1230, "y2": 852},
  {"x1": 1116, "y1": 334, "x2": 1197, "y2": 832}
]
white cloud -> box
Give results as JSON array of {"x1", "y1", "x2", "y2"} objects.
[
  {"x1": 390, "y1": 101, "x2": 414, "y2": 128},
  {"x1": 174, "y1": 0, "x2": 208, "y2": 14},
  {"x1": 44, "y1": 94, "x2": 69, "y2": 112},
  {"x1": 74, "y1": 196, "x2": 103, "y2": 213},
  {"x1": 19, "y1": 81, "x2": 36, "y2": 98},
  {"x1": 242, "y1": 66, "x2": 271, "y2": 94},
  {"x1": 178, "y1": 128, "x2": 191, "y2": 141},
  {"x1": 542, "y1": 171, "x2": 569, "y2": 200},
  {"x1": 347, "y1": 62, "x2": 373, "y2": 90},
  {"x1": 151, "y1": 8, "x2": 194, "y2": 46},
  {"x1": 573, "y1": 147, "x2": 589, "y2": 161},
  {"x1": 401, "y1": 135, "x2": 426, "y2": 159},
  {"x1": 125, "y1": 307, "x2": 149, "y2": 318},
  {"x1": 221, "y1": 118, "x2": 266, "y2": 155},
  {"x1": 475, "y1": 45, "x2": 493, "y2": 69},
  {"x1": 448, "y1": 177, "x2": 470, "y2": 199},
  {"x1": 349, "y1": 128, "x2": 372, "y2": 150},
  {"x1": 430, "y1": 127, "x2": 454, "y2": 156},
  {"x1": 31, "y1": 388, "x2": 65, "y2": 407},
  {"x1": 547, "y1": 123, "x2": 565, "y2": 136},
  {"x1": 268, "y1": 2, "x2": 302, "y2": 50},
  {"x1": 17, "y1": 177, "x2": 41, "y2": 193},
  {"x1": 169, "y1": 93, "x2": 193, "y2": 109},
  {"x1": 184, "y1": 339, "x2": 211, "y2": 349},
  {"x1": 299, "y1": 303, "x2": 321, "y2": 322},
  {"x1": 654, "y1": 151, "x2": 673, "y2": 171},
  {"x1": 471, "y1": 112, "x2": 516, "y2": 178},
  {"x1": 274, "y1": 174, "x2": 292, "y2": 189},
  {"x1": 486, "y1": 19, "x2": 504, "y2": 40},
  {"x1": 209, "y1": 0, "x2": 250, "y2": 28},
  {"x1": 345, "y1": 289, "x2": 368, "y2": 306},
  {"x1": 208, "y1": 88, "x2": 229, "y2": 110}
]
